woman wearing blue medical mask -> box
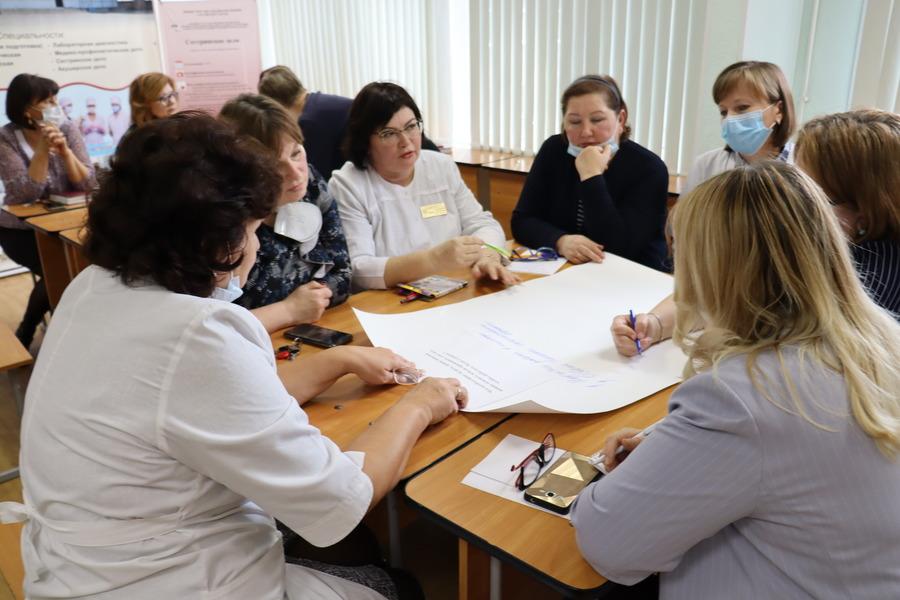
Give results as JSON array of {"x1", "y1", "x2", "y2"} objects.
[
  {"x1": 512, "y1": 75, "x2": 669, "y2": 271},
  {"x1": 0, "y1": 73, "x2": 94, "y2": 350},
  {"x1": 610, "y1": 61, "x2": 797, "y2": 357},
  {"x1": 683, "y1": 61, "x2": 796, "y2": 194}
]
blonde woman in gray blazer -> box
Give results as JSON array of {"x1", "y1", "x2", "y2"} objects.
[{"x1": 573, "y1": 162, "x2": 900, "y2": 599}]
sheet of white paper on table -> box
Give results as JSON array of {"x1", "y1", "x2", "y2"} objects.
[
  {"x1": 354, "y1": 254, "x2": 685, "y2": 414},
  {"x1": 506, "y1": 257, "x2": 567, "y2": 276},
  {"x1": 461, "y1": 434, "x2": 572, "y2": 520}
]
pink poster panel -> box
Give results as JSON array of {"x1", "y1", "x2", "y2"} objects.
[{"x1": 156, "y1": 0, "x2": 261, "y2": 115}]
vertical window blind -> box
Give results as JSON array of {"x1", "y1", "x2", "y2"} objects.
[
  {"x1": 470, "y1": 0, "x2": 706, "y2": 173},
  {"x1": 268, "y1": 0, "x2": 455, "y2": 144}
]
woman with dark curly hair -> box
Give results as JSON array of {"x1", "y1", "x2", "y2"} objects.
[{"x1": 6, "y1": 113, "x2": 466, "y2": 599}]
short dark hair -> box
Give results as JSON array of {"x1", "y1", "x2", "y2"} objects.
[
  {"x1": 560, "y1": 75, "x2": 631, "y2": 142},
  {"x1": 343, "y1": 82, "x2": 423, "y2": 169},
  {"x1": 6, "y1": 73, "x2": 60, "y2": 128},
  {"x1": 85, "y1": 112, "x2": 281, "y2": 297}
]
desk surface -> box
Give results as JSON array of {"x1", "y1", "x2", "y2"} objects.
[
  {"x1": 450, "y1": 148, "x2": 519, "y2": 167},
  {"x1": 2, "y1": 201, "x2": 86, "y2": 220},
  {"x1": 26, "y1": 207, "x2": 88, "y2": 234},
  {"x1": 60, "y1": 226, "x2": 87, "y2": 246},
  {"x1": 0, "y1": 325, "x2": 33, "y2": 370},
  {"x1": 483, "y1": 155, "x2": 535, "y2": 174},
  {"x1": 406, "y1": 384, "x2": 674, "y2": 594},
  {"x1": 273, "y1": 272, "x2": 546, "y2": 479}
]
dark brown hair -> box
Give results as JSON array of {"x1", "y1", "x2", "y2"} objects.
[
  {"x1": 343, "y1": 82, "x2": 423, "y2": 169},
  {"x1": 85, "y1": 112, "x2": 281, "y2": 297},
  {"x1": 5, "y1": 73, "x2": 59, "y2": 129}
]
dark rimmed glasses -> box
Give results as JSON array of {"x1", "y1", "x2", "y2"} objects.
[
  {"x1": 510, "y1": 433, "x2": 556, "y2": 490},
  {"x1": 511, "y1": 246, "x2": 559, "y2": 261}
]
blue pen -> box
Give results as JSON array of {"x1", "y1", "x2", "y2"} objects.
[{"x1": 629, "y1": 309, "x2": 643, "y2": 355}]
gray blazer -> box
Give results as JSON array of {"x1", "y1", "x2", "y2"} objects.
[{"x1": 572, "y1": 348, "x2": 900, "y2": 599}]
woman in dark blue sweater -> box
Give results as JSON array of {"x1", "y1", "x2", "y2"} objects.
[{"x1": 511, "y1": 75, "x2": 669, "y2": 271}]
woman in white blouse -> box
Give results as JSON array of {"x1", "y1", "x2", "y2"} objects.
[
  {"x1": 5, "y1": 114, "x2": 466, "y2": 600},
  {"x1": 330, "y1": 82, "x2": 519, "y2": 290}
]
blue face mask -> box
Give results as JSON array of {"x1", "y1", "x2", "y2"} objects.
[
  {"x1": 210, "y1": 275, "x2": 243, "y2": 303},
  {"x1": 721, "y1": 105, "x2": 774, "y2": 155},
  {"x1": 566, "y1": 133, "x2": 619, "y2": 158}
]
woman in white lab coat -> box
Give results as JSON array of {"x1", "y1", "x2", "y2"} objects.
[{"x1": 5, "y1": 113, "x2": 466, "y2": 599}]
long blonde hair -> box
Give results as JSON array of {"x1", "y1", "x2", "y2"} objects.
[
  {"x1": 671, "y1": 161, "x2": 900, "y2": 456},
  {"x1": 795, "y1": 109, "x2": 900, "y2": 243}
]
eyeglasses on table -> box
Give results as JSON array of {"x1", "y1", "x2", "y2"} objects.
[{"x1": 510, "y1": 432, "x2": 556, "y2": 490}]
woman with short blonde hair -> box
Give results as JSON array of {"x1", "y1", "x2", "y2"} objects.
[
  {"x1": 574, "y1": 161, "x2": 900, "y2": 597},
  {"x1": 128, "y1": 72, "x2": 178, "y2": 127}
]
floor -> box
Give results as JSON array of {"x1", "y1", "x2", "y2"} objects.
[
  {"x1": 0, "y1": 271, "x2": 567, "y2": 600},
  {"x1": 0, "y1": 272, "x2": 32, "y2": 600}
]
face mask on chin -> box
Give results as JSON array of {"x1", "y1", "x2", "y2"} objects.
[
  {"x1": 273, "y1": 201, "x2": 323, "y2": 256},
  {"x1": 210, "y1": 274, "x2": 243, "y2": 303},
  {"x1": 567, "y1": 133, "x2": 619, "y2": 158}
]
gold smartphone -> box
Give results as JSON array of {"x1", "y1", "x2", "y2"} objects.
[{"x1": 523, "y1": 451, "x2": 602, "y2": 515}]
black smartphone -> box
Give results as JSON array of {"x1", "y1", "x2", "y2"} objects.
[{"x1": 284, "y1": 324, "x2": 353, "y2": 348}]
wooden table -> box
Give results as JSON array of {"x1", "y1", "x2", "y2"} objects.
[
  {"x1": 60, "y1": 226, "x2": 89, "y2": 280},
  {"x1": 450, "y1": 148, "x2": 519, "y2": 209},
  {"x1": 272, "y1": 272, "x2": 549, "y2": 480},
  {"x1": 2, "y1": 201, "x2": 86, "y2": 220},
  {"x1": 406, "y1": 385, "x2": 675, "y2": 598},
  {"x1": 25, "y1": 207, "x2": 88, "y2": 308}
]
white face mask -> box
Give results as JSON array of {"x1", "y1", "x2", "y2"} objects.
[
  {"x1": 210, "y1": 274, "x2": 243, "y2": 303},
  {"x1": 273, "y1": 201, "x2": 323, "y2": 256},
  {"x1": 566, "y1": 131, "x2": 619, "y2": 158},
  {"x1": 41, "y1": 104, "x2": 66, "y2": 128}
]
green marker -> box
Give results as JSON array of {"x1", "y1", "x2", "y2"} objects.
[{"x1": 482, "y1": 242, "x2": 512, "y2": 258}]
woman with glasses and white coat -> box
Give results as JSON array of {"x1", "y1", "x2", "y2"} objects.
[{"x1": 329, "y1": 82, "x2": 519, "y2": 290}]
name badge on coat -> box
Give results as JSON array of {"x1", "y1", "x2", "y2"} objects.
[{"x1": 420, "y1": 202, "x2": 448, "y2": 219}]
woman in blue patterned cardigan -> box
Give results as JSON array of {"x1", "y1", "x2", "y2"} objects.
[{"x1": 220, "y1": 94, "x2": 352, "y2": 332}]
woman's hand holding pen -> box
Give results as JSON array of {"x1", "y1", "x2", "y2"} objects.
[
  {"x1": 611, "y1": 312, "x2": 662, "y2": 357},
  {"x1": 600, "y1": 427, "x2": 646, "y2": 472}
]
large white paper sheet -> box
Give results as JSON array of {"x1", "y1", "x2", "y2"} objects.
[
  {"x1": 507, "y1": 258, "x2": 567, "y2": 276},
  {"x1": 354, "y1": 254, "x2": 685, "y2": 413}
]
